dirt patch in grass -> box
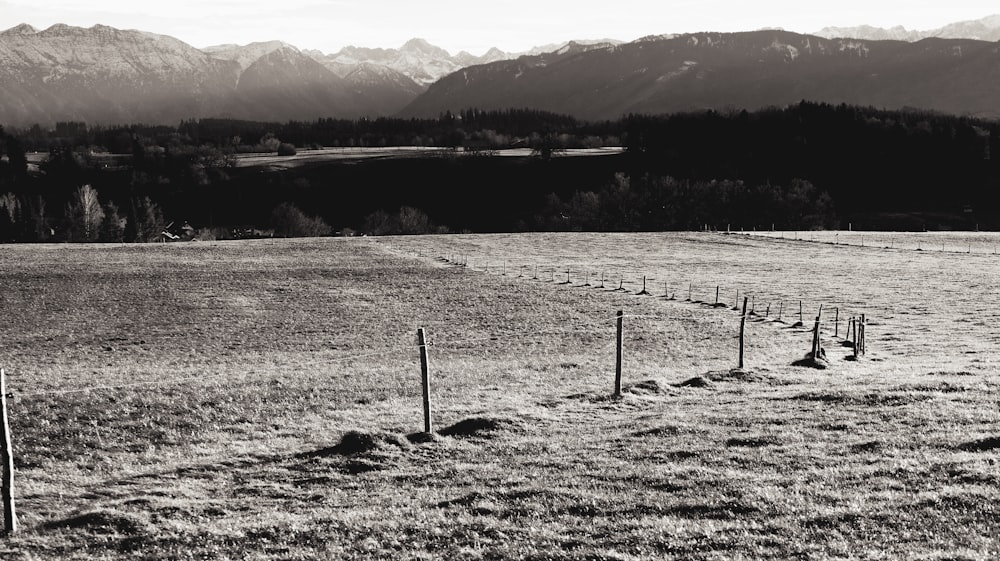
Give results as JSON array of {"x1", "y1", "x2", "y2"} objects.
[
  {"x1": 665, "y1": 500, "x2": 761, "y2": 520},
  {"x1": 439, "y1": 416, "x2": 523, "y2": 438},
  {"x1": 631, "y1": 425, "x2": 683, "y2": 438},
  {"x1": 957, "y1": 437, "x2": 1000, "y2": 452},
  {"x1": 44, "y1": 510, "x2": 149, "y2": 535},
  {"x1": 849, "y1": 441, "x2": 883, "y2": 453},
  {"x1": 726, "y1": 436, "x2": 781, "y2": 448},
  {"x1": 790, "y1": 391, "x2": 932, "y2": 407}
]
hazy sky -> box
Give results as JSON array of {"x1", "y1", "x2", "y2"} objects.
[{"x1": 0, "y1": 0, "x2": 994, "y2": 55}]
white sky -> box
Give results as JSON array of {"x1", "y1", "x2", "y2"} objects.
[{"x1": 0, "y1": 0, "x2": 995, "y2": 55}]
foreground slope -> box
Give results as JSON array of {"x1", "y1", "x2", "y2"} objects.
[{"x1": 0, "y1": 234, "x2": 996, "y2": 559}]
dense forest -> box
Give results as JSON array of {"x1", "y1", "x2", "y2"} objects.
[{"x1": 0, "y1": 103, "x2": 997, "y2": 242}]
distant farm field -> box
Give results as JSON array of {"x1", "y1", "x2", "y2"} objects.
[{"x1": 0, "y1": 233, "x2": 997, "y2": 560}]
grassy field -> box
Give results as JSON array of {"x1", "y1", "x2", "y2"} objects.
[{"x1": 0, "y1": 233, "x2": 997, "y2": 560}]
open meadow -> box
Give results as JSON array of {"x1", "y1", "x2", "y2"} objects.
[{"x1": 0, "y1": 233, "x2": 997, "y2": 560}]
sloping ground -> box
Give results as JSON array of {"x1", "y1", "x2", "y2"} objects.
[{"x1": 0, "y1": 235, "x2": 996, "y2": 559}]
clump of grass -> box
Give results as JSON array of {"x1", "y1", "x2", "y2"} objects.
[
  {"x1": 304, "y1": 430, "x2": 412, "y2": 457},
  {"x1": 676, "y1": 376, "x2": 712, "y2": 388},
  {"x1": 623, "y1": 379, "x2": 668, "y2": 394},
  {"x1": 792, "y1": 351, "x2": 830, "y2": 369},
  {"x1": 439, "y1": 416, "x2": 522, "y2": 438}
]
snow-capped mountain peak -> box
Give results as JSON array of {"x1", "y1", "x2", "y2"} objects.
[{"x1": 813, "y1": 14, "x2": 1000, "y2": 42}]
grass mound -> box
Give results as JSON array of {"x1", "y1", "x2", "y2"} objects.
[
  {"x1": 958, "y1": 437, "x2": 1000, "y2": 452},
  {"x1": 676, "y1": 376, "x2": 712, "y2": 388},
  {"x1": 624, "y1": 379, "x2": 668, "y2": 394},
  {"x1": 302, "y1": 430, "x2": 412, "y2": 458},
  {"x1": 44, "y1": 510, "x2": 148, "y2": 535},
  {"x1": 702, "y1": 369, "x2": 776, "y2": 383},
  {"x1": 792, "y1": 352, "x2": 830, "y2": 369},
  {"x1": 439, "y1": 416, "x2": 522, "y2": 438}
]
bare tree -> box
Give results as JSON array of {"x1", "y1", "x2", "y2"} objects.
[{"x1": 64, "y1": 184, "x2": 105, "y2": 242}]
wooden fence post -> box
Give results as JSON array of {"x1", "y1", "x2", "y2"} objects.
[
  {"x1": 638, "y1": 276, "x2": 649, "y2": 295},
  {"x1": 715, "y1": 286, "x2": 720, "y2": 305},
  {"x1": 811, "y1": 309, "x2": 823, "y2": 360},
  {"x1": 614, "y1": 311, "x2": 624, "y2": 397},
  {"x1": 1, "y1": 368, "x2": 16, "y2": 534},
  {"x1": 778, "y1": 302, "x2": 784, "y2": 322},
  {"x1": 798, "y1": 301, "x2": 803, "y2": 324},
  {"x1": 738, "y1": 297, "x2": 748, "y2": 370},
  {"x1": 834, "y1": 307, "x2": 840, "y2": 338},
  {"x1": 860, "y1": 314, "x2": 867, "y2": 356},
  {"x1": 417, "y1": 329, "x2": 432, "y2": 433}
]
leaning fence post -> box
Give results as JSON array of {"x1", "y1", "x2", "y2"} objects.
[
  {"x1": 1, "y1": 368, "x2": 16, "y2": 534},
  {"x1": 614, "y1": 311, "x2": 624, "y2": 397},
  {"x1": 738, "y1": 297, "x2": 748, "y2": 370},
  {"x1": 860, "y1": 314, "x2": 867, "y2": 356},
  {"x1": 417, "y1": 329, "x2": 432, "y2": 433}
]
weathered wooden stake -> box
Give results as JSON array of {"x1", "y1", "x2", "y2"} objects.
[
  {"x1": 778, "y1": 302, "x2": 784, "y2": 322},
  {"x1": 417, "y1": 329, "x2": 432, "y2": 433},
  {"x1": 834, "y1": 307, "x2": 840, "y2": 338},
  {"x1": 688, "y1": 282, "x2": 693, "y2": 301},
  {"x1": 1, "y1": 368, "x2": 16, "y2": 534},
  {"x1": 599, "y1": 272, "x2": 605, "y2": 289},
  {"x1": 765, "y1": 304, "x2": 770, "y2": 317},
  {"x1": 738, "y1": 297, "x2": 748, "y2": 369},
  {"x1": 798, "y1": 300, "x2": 803, "y2": 324},
  {"x1": 811, "y1": 309, "x2": 823, "y2": 360},
  {"x1": 715, "y1": 286, "x2": 720, "y2": 305},
  {"x1": 614, "y1": 311, "x2": 624, "y2": 397},
  {"x1": 733, "y1": 289, "x2": 740, "y2": 311},
  {"x1": 860, "y1": 314, "x2": 867, "y2": 355},
  {"x1": 638, "y1": 276, "x2": 649, "y2": 295}
]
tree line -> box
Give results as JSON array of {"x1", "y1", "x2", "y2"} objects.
[{"x1": 1, "y1": 101, "x2": 998, "y2": 241}]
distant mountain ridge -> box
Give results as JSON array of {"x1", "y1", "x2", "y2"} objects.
[
  {"x1": 814, "y1": 14, "x2": 1000, "y2": 42},
  {"x1": 0, "y1": 24, "x2": 429, "y2": 125},
  {"x1": 401, "y1": 30, "x2": 1000, "y2": 120},
  {"x1": 2, "y1": 17, "x2": 999, "y2": 127}
]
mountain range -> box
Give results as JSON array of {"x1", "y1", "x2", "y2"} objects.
[
  {"x1": 814, "y1": 14, "x2": 1000, "y2": 42},
  {"x1": 1, "y1": 16, "x2": 999, "y2": 127},
  {"x1": 401, "y1": 30, "x2": 1000, "y2": 120}
]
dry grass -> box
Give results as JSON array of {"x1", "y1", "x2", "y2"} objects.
[{"x1": 0, "y1": 234, "x2": 997, "y2": 560}]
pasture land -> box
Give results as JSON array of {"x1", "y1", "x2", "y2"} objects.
[{"x1": 0, "y1": 233, "x2": 997, "y2": 560}]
